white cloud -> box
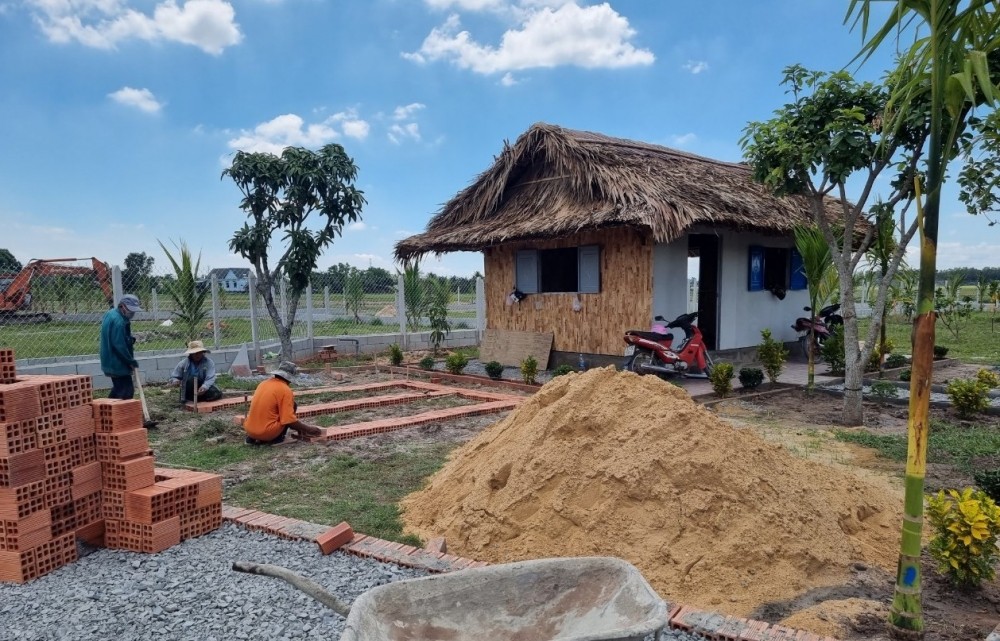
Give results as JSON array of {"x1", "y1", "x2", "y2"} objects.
[
  {"x1": 347, "y1": 221, "x2": 367, "y2": 231},
  {"x1": 682, "y1": 60, "x2": 709, "y2": 74},
  {"x1": 670, "y1": 133, "x2": 697, "y2": 147},
  {"x1": 227, "y1": 111, "x2": 373, "y2": 154},
  {"x1": 499, "y1": 72, "x2": 518, "y2": 86},
  {"x1": 388, "y1": 122, "x2": 421, "y2": 145},
  {"x1": 108, "y1": 87, "x2": 163, "y2": 113},
  {"x1": 392, "y1": 103, "x2": 426, "y2": 121},
  {"x1": 404, "y1": 3, "x2": 654, "y2": 74},
  {"x1": 26, "y1": 0, "x2": 242, "y2": 55},
  {"x1": 424, "y1": 0, "x2": 508, "y2": 10},
  {"x1": 933, "y1": 241, "x2": 1000, "y2": 270}
]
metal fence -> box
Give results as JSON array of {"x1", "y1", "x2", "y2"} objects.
[{"x1": 1, "y1": 259, "x2": 485, "y2": 364}]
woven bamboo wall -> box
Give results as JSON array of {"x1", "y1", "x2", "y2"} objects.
[{"x1": 483, "y1": 227, "x2": 652, "y2": 356}]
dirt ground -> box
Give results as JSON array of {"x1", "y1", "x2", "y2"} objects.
[
  {"x1": 147, "y1": 365, "x2": 1000, "y2": 641},
  {"x1": 712, "y1": 383, "x2": 1000, "y2": 641}
]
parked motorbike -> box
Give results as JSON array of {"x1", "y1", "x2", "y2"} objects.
[
  {"x1": 791, "y1": 303, "x2": 843, "y2": 357},
  {"x1": 622, "y1": 312, "x2": 714, "y2": 379}
]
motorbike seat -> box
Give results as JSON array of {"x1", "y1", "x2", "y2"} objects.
[{"x1": 627, "y1": 330, "x2": 673, "y2": 342}]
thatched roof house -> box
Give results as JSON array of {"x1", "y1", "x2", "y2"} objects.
[
  {"x1": 395, "y1": 122, "x2": 842, "y2": 260},
  {"x1": 396, "y1": 123, "x2": 848, "y2": 362}
]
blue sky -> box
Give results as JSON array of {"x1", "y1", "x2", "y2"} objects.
[{"x1": 1, "y1": 0, "x2": 996, "y2": 277}]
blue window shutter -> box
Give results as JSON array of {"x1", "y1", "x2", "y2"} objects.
[
  {"x1": 578, "y1": 245, "x2": 601, "y2": 293},
  {"x1": 789, "y1": 248, "x2": 807, "y2": 290},
  {"x1": 515, "y1": 250, "x2": 539, "y2": 293},
  {"x1": 748, "y1": 246, "x2": 764, "y2": 291}
]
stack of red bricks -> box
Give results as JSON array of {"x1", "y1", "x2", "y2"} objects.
[{"x1": 0, "y1": 348, "x2": 222, "y2": 583}]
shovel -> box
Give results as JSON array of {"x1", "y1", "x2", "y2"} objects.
[{"x1": 133, "y1": 369, "x2": 158, "y2": 430}]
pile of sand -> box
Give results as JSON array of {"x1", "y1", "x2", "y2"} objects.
[{"x1": 401, "y1": 367, "x2": 902, "y2": 616}]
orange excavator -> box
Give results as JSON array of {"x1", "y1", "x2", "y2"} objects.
[{"x1": 0, "y1": 258, "x2": 114, "y2": 324}]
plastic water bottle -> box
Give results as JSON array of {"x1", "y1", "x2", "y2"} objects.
[{"x1": 578, "y1": 353, "x2": 587, "y2": 371}]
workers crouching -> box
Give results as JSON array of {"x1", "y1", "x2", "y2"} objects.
[
  {"x1": 169, "y1": 340, "x2": 223, "y2": 403},
  {"x1": 242, "y1": 361, "x2": 322, "y2": 446}
]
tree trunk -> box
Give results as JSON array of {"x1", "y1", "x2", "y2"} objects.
[
  {"x1": 254, "y1": 272, "x2": 294, "y2": 363},
  {"x1": 840, "y1": 264, "x2": 865, "y2": 426}
]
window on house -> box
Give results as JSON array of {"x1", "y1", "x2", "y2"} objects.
[
  {"x1": 516, "y1": 245, "x2": 600, "y2": 294},
  {"x1": 748, "y1": 246, "x2": 806, "y2": 292}
]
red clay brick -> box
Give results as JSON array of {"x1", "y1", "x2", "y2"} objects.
[
  {"x1": 95, "y1": 429, "x2": 149, "y2": 462},
  {"x1": 75, "y1": 519, "x2": 105, "y2": 546},
  {"x1": 316, "y1": 522, "x2": 354, "y2": 555},
  {"x1": 0, "y1": 449, "x2": 46, "y2": 487},
  {"x1": 102, "y1": 456, "x2": 155, "y2": 492}
]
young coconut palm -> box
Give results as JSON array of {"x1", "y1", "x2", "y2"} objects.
[
  {"x1": 793, "y1": 225, "x2": 836, "y2": 391},
  {"x1": 847, "y1": 0, "x2": 1000, "y2": 634},
  {"x1": 158, "y1": 240, "x2": 209, "y2": 343}
]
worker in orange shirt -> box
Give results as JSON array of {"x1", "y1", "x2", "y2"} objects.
[{"x1": 242, "y1": 361, "x2": 322, "y2": 445}]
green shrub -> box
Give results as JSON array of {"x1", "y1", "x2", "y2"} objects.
[
  {"x1": 387, "y1": 344, "x2": 404, "y2": 367},
  {"x1": 975, "y1": 368, "x2": 1000, "y2": 389},
  {"x1": 868, "y1": 380, "x2": 899, "y2": 401},
  {"x1": 484, "y1": 361, "x2": 504, "y2": 380},
  {"x1": 926, "y1": 488, "x2": 1000, "y2": 588},
  {"x1": 946, "y1": 379, "x2": 990, "y2": 419},
  {"x1": 370, "y1": 317, "x2": 383, "y2": 326},
  {"x1": 552, "y1": 364, "x2": 574, "y2": 377},
  {"x1": 445, "y1": 352, "x2": 468, "y2": 375},
  {"x1": 820, "y1": 325, "x2": 846, "y2": 374},
  {"x1": 419, "y1": 355, "x2": 435, "y2": 371},
  {"x1": 756, "y1": 329, "x2": 788, "y2": 384},
  {"x1": 709, "y1": 363, "x2": 735, "y2": 398},
  {"x1": 899, "y1": 368, "x2": 911, "y2": 382},
  {"x1": 974, "y1": 469, "x2": 1000, "y2": 505},
  {"x1": 738, "y1": 367, "x2": 764, "y2": 390},
  {"x1": 885, "y1": 353, "x2": 908, "y2": 369},
  {"x1": 520, "y1": 356, "x2": 538, "y2": 385},
  {"x1": 934, "y1": 345, "x2": 950, "y2": 360}
]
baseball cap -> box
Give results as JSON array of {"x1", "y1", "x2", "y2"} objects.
[{"x1": 119, "y1": 294, "x2": 143, "y2": 312}]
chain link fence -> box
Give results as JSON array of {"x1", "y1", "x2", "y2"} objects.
[{"x1": 1, "y1": 259, "x2": 484, "y2": 365}]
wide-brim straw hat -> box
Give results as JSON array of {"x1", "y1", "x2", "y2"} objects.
[{"x1": 184, "y1": 340, "x2": 210, "y2": 356}]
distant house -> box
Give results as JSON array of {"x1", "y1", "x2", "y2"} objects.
[{"x1": 205, "y1": 268, "x2": 251, "y2": 293}]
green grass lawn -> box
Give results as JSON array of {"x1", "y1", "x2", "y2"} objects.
[
  {"x1": 835, "y1": 421, "x2": 1000, "y2": 474},
  {"x1": 226, "y1": 445, "x2": 453, "y2": 544},
  {"x1": 860, "y1": 311, "x2": 1000, "y2": 363}
]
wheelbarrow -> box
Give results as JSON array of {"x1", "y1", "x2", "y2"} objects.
[{"x1": 233, "y1": 556, "x2": 667, "y2": 641}]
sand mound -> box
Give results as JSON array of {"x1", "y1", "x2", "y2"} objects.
[
  {"x1": 780, "y1": 598, "x2": 889, "y2": 639},
  {"x1": 401, "y1": 367, "x2": 902, "y2": 616}
]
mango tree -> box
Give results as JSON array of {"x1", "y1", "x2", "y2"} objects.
[
  {"x1": 224, "y1": 145, "x2": 366, "y2": 362},
  {"x1": 742, "y1": 64, "x2": 924, "y2": 426}
]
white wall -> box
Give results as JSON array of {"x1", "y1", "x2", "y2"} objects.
[
  {"x1": 652, "y1": 239, "x2": 689, "y2": 325},
  {"x1": 716, "y1": 231, "x2": 808, "y2": 350}
]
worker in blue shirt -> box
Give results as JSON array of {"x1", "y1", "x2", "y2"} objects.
[{"x1": 100, "y1": 294, "x2": 142, "y2": 399}]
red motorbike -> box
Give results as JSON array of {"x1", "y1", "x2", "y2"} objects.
[
  {"x1": 791, "y1": 303, "x2": 843, "y2": 357},
  {"x1": 622, "y1": 312, "x2": 715, "y2": 378}
]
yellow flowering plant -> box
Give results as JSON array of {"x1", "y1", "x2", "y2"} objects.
[{"x1": 926, "y1": 488, "x2": 1000, "y2": 588}]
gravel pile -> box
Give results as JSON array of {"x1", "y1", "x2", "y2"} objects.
[{"x1": 0, "y1": 523, "x2": 704, "y2": 641}]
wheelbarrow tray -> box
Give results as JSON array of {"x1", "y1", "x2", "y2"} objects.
[{"x1": 340, "y1": 556, "x2": 667, "y2": 641}]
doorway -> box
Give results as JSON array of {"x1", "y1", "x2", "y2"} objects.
[{"x1": 688, "y1": 234, "x2": 720, "y2": 350}]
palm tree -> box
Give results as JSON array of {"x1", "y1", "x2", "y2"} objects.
[
  {"x1": 847, "y1": 1, "x2": 1000, "y2": 634},
  {"x1": 158, "y1": 240, "x2": 209, "y2": 342},
  {"x1": 793, "y1": 225, "x2": 835, "y2": 390}
]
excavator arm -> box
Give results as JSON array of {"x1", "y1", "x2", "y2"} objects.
[{"x1": 0, "y1": 258, "x2": 114, "y2": 322}]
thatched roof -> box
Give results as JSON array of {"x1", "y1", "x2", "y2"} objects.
[{"x1": 395, "y1": 123, "x2": 847, "y2": 260}]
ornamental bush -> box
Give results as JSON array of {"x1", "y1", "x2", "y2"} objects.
[{"x1": 926, "y1": 488, "x2": 1000, "y2": 588}]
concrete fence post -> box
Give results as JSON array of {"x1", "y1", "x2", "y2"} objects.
[
  {"x1": 323, "y1": 286, "x2": 330, "y2": 319},
  {"x1": 248, "y1": 273, "x2": 261, "y2": 366},
  {"x1": 475, "y1": 276, "x2": 485, "y2": 342},
  {"x1": 210, "y1": 274, "x2": 221, "y2": 351},
  {"x1": 151, "y1": 288, "x2": 159, "y2": 322},
  {"x1": 111, "y1": 266, "x2": 123, "y2": 305},
  {"x1": 305, "y1": 282, "x2": 314, "y2": 344},
  {"x1": 396, "y1": 273, "x2": 407, "y2": 350},
  {"x1": 279, "y1": 277, "x2": 289, "y2": 328}
]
